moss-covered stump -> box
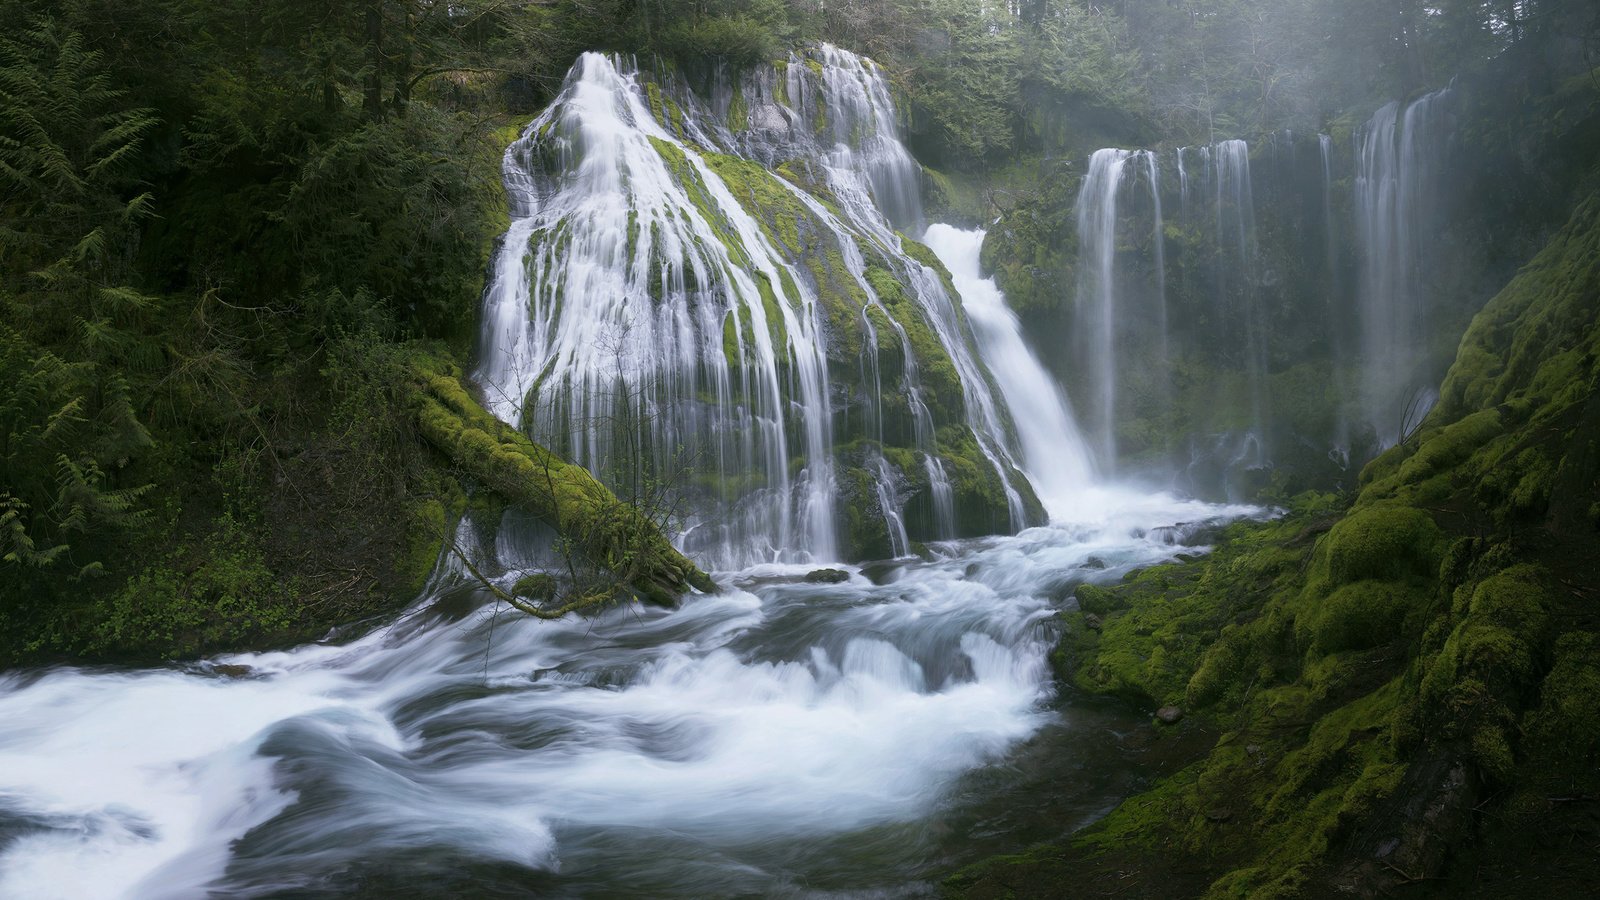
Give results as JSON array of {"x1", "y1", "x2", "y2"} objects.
[
  {"x1": 407, "y1": 353, "x2": 715, "y2": 607},
  {"x1": 948, "y1": 192, "x2": 1600, "y2": 898}
]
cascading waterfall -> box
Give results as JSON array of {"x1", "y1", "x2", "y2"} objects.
[
  {"x1": 1210, "y1": 138, "x2": 1268, "y2": 465},
  {"x1": 923, "y1": 225, "x2": 1093, "y2": 518},
  {"x1": 477, "y1": 52, "x2": 837, "y2": 566},
  {"x1": 1046, "y1": 103, "x2": 1457, "y2": 490},
  {"x1": 477, "y1": 47, "x2": 1035, "y2": 568},
  {"x1": 1147, "y1": 152, "x2": 1168, "y2": 365},
  {"x1": 1073, "y1": 149, "x2": 1135, "y2": 468},
  {"x1": 1071, "y1": 141, "x2": 1266, "y2": 474},
  {"x1": 1320, "y1": 132, "x2": 1352, "y2": 462},
  {"x1": 1354, "y1": 87, "x2": 1454, "y2": 447}
]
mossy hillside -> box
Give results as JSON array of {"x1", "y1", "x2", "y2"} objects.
[
  {"x1": 1056, "y1": 494, "x2": 1338, "y2": 711},
  {"x1": 950, "y1": 191, "x2": 1600, "y2": 898}
]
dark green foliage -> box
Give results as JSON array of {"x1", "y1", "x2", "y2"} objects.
[
  {"x1": 0, "y1": 0, "x2": 530, "y2": 662},
  {"x1": 658, "y1": 14, "x2": 781, "y2": 69},
  {"x1": 89, "y1": 512, "x2": 299, "y2": 660}
]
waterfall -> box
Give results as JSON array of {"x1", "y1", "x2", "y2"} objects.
[
  {"x1": 1070, "y1": 141, "x2": 1266, "y2": 475},
  {"x1": 1176, "y1": 146, "x2": 1189, "y2": 209},
  {"x1": 1320, "y1": 133, "x2": 1351, "y2": 462},
  {"x1": 1073, "y1": 149, "x2": 1135, "y2": 468},
  {"x1": 923, "y1": 225, "x2": 1093, "y2": 518},
  {"x1": 1146, "y1": 152, "x2": 1170, "y2": 408},
  {"x1": 1211, "y1": 139, "x2": 1267, "y2": 464},
  {"x1": 476, "y1": 52, "x2": 837, "y2": 567},
  {"x1": 1354, "y1": 87, "x2": 1454, "y2": 447},
  {"x1": 476, "y1": 48, "x2": 1038, "y2": 568}
]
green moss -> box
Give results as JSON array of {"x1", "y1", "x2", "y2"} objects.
[
  {"x1": 863, "y1": 264, "x2": 963, "y2": 421},
  {"x1": 643, "y1": 80, "x2": 686, "y2": 137},
  {"x1": 921, "y1": 166, "x2": 988, "y2": 223},
  {"x1": 1074, "y1": 583, "x2": 1127, "y2": 615},
  {"x1": 406, "y1": 352, "x2": 714, "y2": 605},
  {"x1": 727, "y1": 80, "x2": 748, "y2": 132},
  {"x1": 1313, "y1": 505, "x2": 1441, "y2": 586},
  {"x1": 1296, "y1": 580, "x2": 1428, "y2": 655},
  {"x1": 703, "y1": 150, "x2": 809, "y2": 255},
  {"x1": 648, "y1": 137, "x2": 755, "y2": 270},
  {"x1": 512, "y1": 572, "x2": 558, "y2": 602},
  {"x1": 721, "y1": 310, "x2": 742, "y2": 367},
  {"x1": 1520, "y1": 632, "x2": 1600, "y2": 797}
]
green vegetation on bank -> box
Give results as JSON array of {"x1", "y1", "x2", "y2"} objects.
[
  {"x1": 0, "y1": 0, "x2": 695, "y2": 663},
  {"x1": 949, "y1": 188, "x2": 1600, "y2": 899}
]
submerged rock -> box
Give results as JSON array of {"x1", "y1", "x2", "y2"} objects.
[{"x1": 804, "y1": 568, "x2": 851, "y2": 584}]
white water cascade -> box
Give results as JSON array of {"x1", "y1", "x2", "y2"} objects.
[
  {"x1": 1320, "y1": 132, "x2": 1352, "y2": 461},
  {"x1": 1074, "y1": 149, "x2": 1136, "y2": 468},
  {"x1": 1354, "y1": 87, "x2": 1454, "y2": 447},
  {"x1": 0, "y1": 491, "x2": 1258, "y2": 898},
  {"x1": 923, "y1": 225, "x2": 1093, "y2": 518},
  {"x1": 477, "y1": 48, "x2": 1035, "y2": 568},
  {"x1": 1069, "y1": 141, "x2": 1269, "y2": 478},
  {"x1": 1211, "y1": 138, "x2": 1268, "y2": 464}
]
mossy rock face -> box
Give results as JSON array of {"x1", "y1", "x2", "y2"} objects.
[
  {"x1": 633, "y1": 131, "x2": 1023, "y2": 543},
  {"x1": 838, "y1": 463, "x2": 895, "y2": 562}
]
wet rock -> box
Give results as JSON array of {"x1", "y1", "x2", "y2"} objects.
[
  {"x1": 1084, "y1": 613, "x2": 1103, "y2": 631},
  {"x1": 211, "y1": 664, "x2": 254, "y2": 678},
  {"x1": 1155, "y1": 705, "x2": 1184, "y2": 725},
  {"x1": 1081, "y1": 556, "x2": 1107, "y2": 570},
  {"x1": 804, "y1": 568, "x2": 851, "y2": 584},
  {"x1": 858, "y1": 560, "x2": 903, "y2": 585}
]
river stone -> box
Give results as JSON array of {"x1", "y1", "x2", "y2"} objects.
[
  {"x1": 804, "y1": 568, "x2": 851, "y2": 584},
  {"x1": 1155, "y1": 705, "x2": 1184, "y2": 725}
]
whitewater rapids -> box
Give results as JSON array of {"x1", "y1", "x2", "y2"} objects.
[{"x1": 0, "y1": 492, "x2": 1253, "y2": 898}]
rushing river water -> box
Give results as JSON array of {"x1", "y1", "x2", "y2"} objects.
[{"x1": 0, "y1": 490, "x2": 1253, "y2": 899}]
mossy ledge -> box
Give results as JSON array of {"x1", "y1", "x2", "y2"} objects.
[
  {"x1": 407, "y1": 352, "x2": 716, "y2": 607},
  {"x1": 947, "y1": 192, "x2": 1600, "y2": 898}
]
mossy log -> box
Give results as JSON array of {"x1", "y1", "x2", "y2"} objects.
[{"x1": 406, "y1": 353, "x2": 715, "y2": 608}]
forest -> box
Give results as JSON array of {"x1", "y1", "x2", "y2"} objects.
[{"x1": 1, "y1": 0, "x2": 1597, "y2": 896}]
